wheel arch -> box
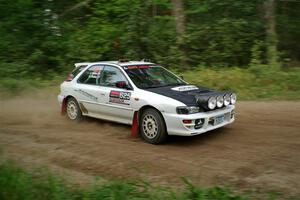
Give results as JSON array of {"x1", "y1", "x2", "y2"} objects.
[
  {"x1": 61, "y1": 95, "x2": 76, "y2": 115},
  {"x1": 138, "y1": 105, "x2": 168, "y2": 134}
]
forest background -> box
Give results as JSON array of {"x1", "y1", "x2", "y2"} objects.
[{"x1": 0, "y1": 0, "x2": 299, "y2": 99}]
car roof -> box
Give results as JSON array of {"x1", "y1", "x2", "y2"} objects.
[{"x1": 74, "y1": 61, "x2": 154, "y2": 68}]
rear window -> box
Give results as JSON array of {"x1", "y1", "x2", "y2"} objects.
[
  {"x1": 72, "y1": 65, "x2": 87, "y2": 77},
  {"x1": 77, "y1": 65, "x2": 104, "y2": 85}
]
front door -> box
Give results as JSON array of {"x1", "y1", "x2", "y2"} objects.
[{"x1": 97, "y1": 65, "x2": 134, "y2": 124}]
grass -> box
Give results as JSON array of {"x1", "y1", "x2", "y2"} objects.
[
  {"x1": 0, "y1": 160, "x2": 247, "y2": 200},
  {"x1": 180, "y1": 66, "x2": 300, "y2": 100},
  {"x1": 0, "y1": 74, "x2": 64, "y2": 97},
  {"x1": 0, "y1": 66, "x2": 300, "y2": 100}
]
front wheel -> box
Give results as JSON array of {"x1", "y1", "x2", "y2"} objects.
[
  {"x1": 66, "y1": 97, "x2": 82, "y2": 121},
  {"x1": 139, "y1": 108, "x2": 167, "y2": 144}
]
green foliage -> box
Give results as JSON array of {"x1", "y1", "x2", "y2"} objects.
[
  {"x1": 0, "y1": 161, "x2": 79, "y2": 200},
  {"x1": 181, "y1": 67, "x2": 300, "y2": 100},
  {"x1": 277, "y1": 1, "x2": 300, "y2": 63},
  {"x1": 185, "y1": 0, "x2": 265, "y2": 67},
  {"x1": 0, "y1": 73, "x2": 64, "y2": 97},
  {"x1": 180, "y1": 177, "x2": 245, "y2": 200},
  {"x1": 0, "y1": 0, "x2": 299, "y2": 75},
  {"x1": 0, "y1": 0, "x2": 299, "y2": 99},
  {"x1": 66, "y1": 0, "x2": 178, "y2": 68},
  {"x1": 0, "y1": 160, "x2": 247, "y2": 200},
  {"x1": 250, "y1": 40, "x2": 265, "y2": 66}
]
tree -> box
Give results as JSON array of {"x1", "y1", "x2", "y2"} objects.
[
  {"x1": 184, "y1": 0, "x2": 264, "y2": 67},
  {"x1": 264, "y1": 0, "x2": 279, "y2": 67},
  {"x1": 171, "y1": 0, "x2": 187, "y2": 68},
  {"x1": 171, "y1": 0, "x2": 185, "y2": 36}
]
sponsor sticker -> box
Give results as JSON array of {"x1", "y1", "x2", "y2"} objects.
[
  {"x1": 74, "y1": 89, "x2": 98, "y2": 101},
  {"x1": 109, "y1": 90, "x2": 131, "y2": 105},
  {"x1": 171, "y1": 85, "x2": 198, "y2": 92},
  {"x1": 125, "y1": 65, "x2": 150, "y2": 70}
]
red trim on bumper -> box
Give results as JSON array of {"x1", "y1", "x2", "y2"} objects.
[
  {"x1": 61, "y1": 98, "x2": 67, "y2": 115},
  {"x1": 131, "y1": 111, "x2": 139, "y2": 137}
]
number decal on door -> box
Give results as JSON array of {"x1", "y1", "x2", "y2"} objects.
[
  {"x1": 109, "y1": 91, "x2": 131, "y2": 105},
  {"x1": 120, "y1": 92, "x2": 130, "y2": 100}
]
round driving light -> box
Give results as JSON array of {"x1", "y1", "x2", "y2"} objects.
[
  {"x1": 208, "y1": 97, "x2": 217, "y2": 110},
  {"x1": 224, "y1": 94, "x2": 231, "y2": 106},
  {"x1": 230, "y1": 93, "x2": 237, "y2": 104},
  {"x1": 216, "y1": 95, "x2": 224, "y2": 108}
]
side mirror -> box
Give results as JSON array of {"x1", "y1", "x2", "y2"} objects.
[
  {"x1": 116, "y1": 81, "x2": 128, "y2": 89},
  {"x1": 179, "y1": 75, "x2": 184, "y2": 80}
]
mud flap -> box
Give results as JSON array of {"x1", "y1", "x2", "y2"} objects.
[
  {"x1": 131, "y1": 111, "x2": 139, "y2": 137},
  {"x1": 61, "y1": 98, "x2": 67, "y2": 115}
]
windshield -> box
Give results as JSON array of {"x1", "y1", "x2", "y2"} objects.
[{"x1": 124, "y1": 65, "x2": 186, "y2": 89}]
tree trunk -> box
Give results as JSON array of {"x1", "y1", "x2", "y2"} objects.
[
  {"x1": 264, "y1": 0, "x2": 279, "y2": 67},
  {"x1": 171, "y1": 0, "x2": 187, "y2": 68},
  {"x1": 171, "y1": 0, "x2": 185, "y2": 36}
]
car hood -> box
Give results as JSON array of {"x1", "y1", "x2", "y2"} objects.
[{"x1": 144, "y1": 85, "x2": 225, "y2": 109}]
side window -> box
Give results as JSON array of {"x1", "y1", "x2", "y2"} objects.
[
  {"x1": 78, "y1": 65, "x2": 104, "y2": 85},
  {"x1": 100, "y1": 66, "x2": 128, "y2": 87}
]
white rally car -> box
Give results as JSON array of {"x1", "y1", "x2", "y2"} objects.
[{"x1": 58, "y1": 60, "x2": 236, "y2": 144}]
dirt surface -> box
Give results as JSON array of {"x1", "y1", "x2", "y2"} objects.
[{"x1": 0, "y1": 93, "x2": 300, "y2": 198}]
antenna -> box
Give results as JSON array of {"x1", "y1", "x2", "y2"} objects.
[{"x1": 141, "y1": 58, "x2": 151, "y2": 62}]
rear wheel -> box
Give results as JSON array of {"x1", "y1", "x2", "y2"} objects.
[
  {"x1": 66, "y1": 97, "x2": 82, "y2": 121},
  {"x1": 139, "y1": 108, "x2": 167, "y2": 144}
]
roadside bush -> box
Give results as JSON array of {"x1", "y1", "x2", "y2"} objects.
[
  {"x1": 0, "y1": 160, "x2": 246, "y2": 200},
  {"x1": 182, "y1": 66, "x2": 300, "y2": 100}
]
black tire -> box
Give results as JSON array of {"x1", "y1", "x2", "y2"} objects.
[
  {"x1": 139, "y1": 108, "x2": 167, "y2": 144},
  {"x1": 66, "y1": 97, "x2": 82, "y2": 121}
]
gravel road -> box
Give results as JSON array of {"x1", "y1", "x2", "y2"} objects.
[{"x1": 0, "y1": 94, "x2": 299, "y2": 198}]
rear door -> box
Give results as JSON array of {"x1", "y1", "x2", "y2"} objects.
[{"x1": 74, "y1": 65, "x2": 105, "y2": 115}]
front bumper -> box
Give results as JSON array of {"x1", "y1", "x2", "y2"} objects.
[{"x1": 163, "y1": 105, "x2": 235, "y2": 136}]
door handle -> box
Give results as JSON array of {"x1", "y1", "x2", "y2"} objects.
[{"x1": 100, "y1": 92, "x2": 105, "y2": 96}]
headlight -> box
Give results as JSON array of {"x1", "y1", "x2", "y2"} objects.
[
  {"x1": 216, "y1": 95, "x2": 224, "y2": 108},
  {"x1": 176, "y1": 106, "x2": 200, "y2": 114},
  {"x1": 230, "y1": 93, "x2": 237, "y2": 104},
  {"x1": 208, "y1": 97, "x2": 217, "y2": 110},
  {"x1": 223, "y1": 94, "x2": 231, "y2": 106}
]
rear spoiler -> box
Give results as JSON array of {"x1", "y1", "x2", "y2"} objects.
[{"x1": 74, "y1": 63, "x2": 90, "y2": 68}]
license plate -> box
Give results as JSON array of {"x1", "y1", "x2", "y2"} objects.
[{"x1": 214, "y1": 115, "x2": 225, "y2": 126}]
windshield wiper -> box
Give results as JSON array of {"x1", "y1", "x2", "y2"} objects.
[
  {"x1": 142, "y1": 85, "x2": 163, "y2": 89},
  {"x1": 162, "y1": 83, "x2": 186, "y2": 87}
]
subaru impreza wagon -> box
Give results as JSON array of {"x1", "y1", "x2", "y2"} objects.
[{"x1": 58, "y1": 60, "x2": 236, "y2": 144}]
